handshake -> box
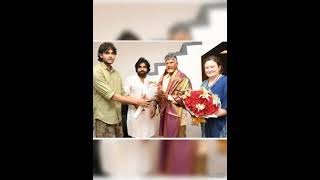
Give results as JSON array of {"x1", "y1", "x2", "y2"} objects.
[
  {"x1": 133, "y1": 82, "x2": 159, "y2": 119},
  {"x1": 133, "y1": 81, "x2": 173, "y2": 119},
  {"x1": 134, "y1": 95, "x2": 158, "y2": 119}
]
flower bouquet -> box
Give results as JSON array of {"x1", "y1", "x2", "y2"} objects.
[{"x1": 182, "y1": 87, "x2": 221, "y2": 125}]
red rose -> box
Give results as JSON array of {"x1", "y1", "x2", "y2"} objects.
[{"x1": 183, "y1": 89, "x2": 221, "y2": 118}]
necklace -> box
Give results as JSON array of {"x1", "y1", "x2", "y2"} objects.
[{"x1": 208, "y1": 74, "x2": 222, "y2": 87}]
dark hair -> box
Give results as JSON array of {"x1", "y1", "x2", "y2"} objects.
[
  {"x1": 117, "y1": 30, "x2": 140, "y2": 40},
  {"x1": 97, "y1": 42, "x2": 117, "y2": 62},
  {"x1": 203, "y1": 55, "x2": 224, "y2": 74},
  {"x1": 168, "y1": 22, "x2": 190, "y2": 35},
  {"x1": 135, "y1": 57, "x2": 151, "y2": 73},
  {"x1": 164, "y1": 53, "x2": 178, "y2": 63}
]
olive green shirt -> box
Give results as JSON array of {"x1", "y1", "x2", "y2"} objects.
[{"x1": 93, "y1": 62, "x2": 126, "y2": 124}]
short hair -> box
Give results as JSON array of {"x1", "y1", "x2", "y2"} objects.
[
  {"x1": 135, "y1": 57, "x2": 151, "y2": 73},
  {"x1": 164, "y1": 53, "x2": 178, "y2": 63},
  {"x1": 168, "y1": 22, "x2": 190, "y2": 35},
  {"x1": 203, "y1": 55, "x2": 224, "y2": 74},
  {"x1": 117, "y1": 30, "x2": 140, "y2": 40},
  {"x1": 97, "y1": 42, "x2": 117, "y2": 62}
]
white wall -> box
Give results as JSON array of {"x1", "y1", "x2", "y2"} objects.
[
  {"x1": 93, "y1": 0, "x2": 227, "y2": 41},
  {"x1": 191, "y1": 8, "x2": 227, "y2": 41},
  {"x1": 93, "y1": 3, "x2": 200, "y2": 40}
]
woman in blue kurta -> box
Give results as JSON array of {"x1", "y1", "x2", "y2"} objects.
[{"x1": 200, "y1": 55, "x2": 227, "y2": 137}]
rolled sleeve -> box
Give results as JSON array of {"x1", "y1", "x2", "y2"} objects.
[{"x1": 93, "y1": 69, "x2": 115, "y2": 100}]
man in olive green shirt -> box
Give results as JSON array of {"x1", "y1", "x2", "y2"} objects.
[{"x1": 93, "y1": 42, "x2": 150, "y2": 137}]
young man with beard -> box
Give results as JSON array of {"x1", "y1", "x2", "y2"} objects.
[
  {"x1": 93, "y1": 42, "x2": 150, "y2": 138},
  {"x1": 123, "y1": 57, "x2": 157, "y2": 138}
]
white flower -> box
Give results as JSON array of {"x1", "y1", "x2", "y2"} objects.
[
  {"x1": 199, "y1": 89, "x2": 211, "y2": 101},
  {"x1": 196, "y1": 104, "x2": 206, "y2": 111},
  {"x1": 212, "y1": 94, "x2": 220, "y2": 106},
  {"x1": 212, "y1": 98, "x2": 217, "y2": 104}
]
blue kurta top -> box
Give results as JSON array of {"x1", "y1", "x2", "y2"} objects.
[
  {"x1": 201, "y1": 75, "x2": 227, "y2": 111},
  {"x1": 201, "y1": 75, "x2": 227, "y2": 137}
]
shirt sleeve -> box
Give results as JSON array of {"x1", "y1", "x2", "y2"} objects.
[{"x1": 93, "y1": 68, "x2": 115, "y2": 100}]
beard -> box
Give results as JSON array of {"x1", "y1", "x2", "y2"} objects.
[{"x1": 137, "y1": 71, "x2": 147, "y2": 77}]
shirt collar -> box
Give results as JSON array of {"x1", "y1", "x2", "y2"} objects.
[{"x1": 100, "y1": 62, "x2": 114, "y2": 72}]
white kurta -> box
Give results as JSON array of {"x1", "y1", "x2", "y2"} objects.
[
  {"x1": 99, "y1": 140, "x2": 160, "y2": 176},
  {"x1": 124, "y1": 75, "x2": 156, "y2": 138}
]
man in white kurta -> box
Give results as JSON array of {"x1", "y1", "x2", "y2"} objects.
[
  {"x1": 99, "y1": 140, "x2": 160, "y2": 176},
  {"x1": 123, "y1": 58, "x2": 157, "y2": 138}
]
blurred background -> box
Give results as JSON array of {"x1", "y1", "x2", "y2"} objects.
[
  {"x1": 93, "y1": 0, "x2": 227, "y2": 41},
  {"x1": 93, "y1": 140, "x2": 227, "y2": 178}
]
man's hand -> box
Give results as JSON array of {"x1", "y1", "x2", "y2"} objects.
[
  {"x1": 157, "y1": 90, "x2": 168, "y2": 100},
  {"x1": 136, "y1": 98, "x2": 151, "y2": 107}
]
